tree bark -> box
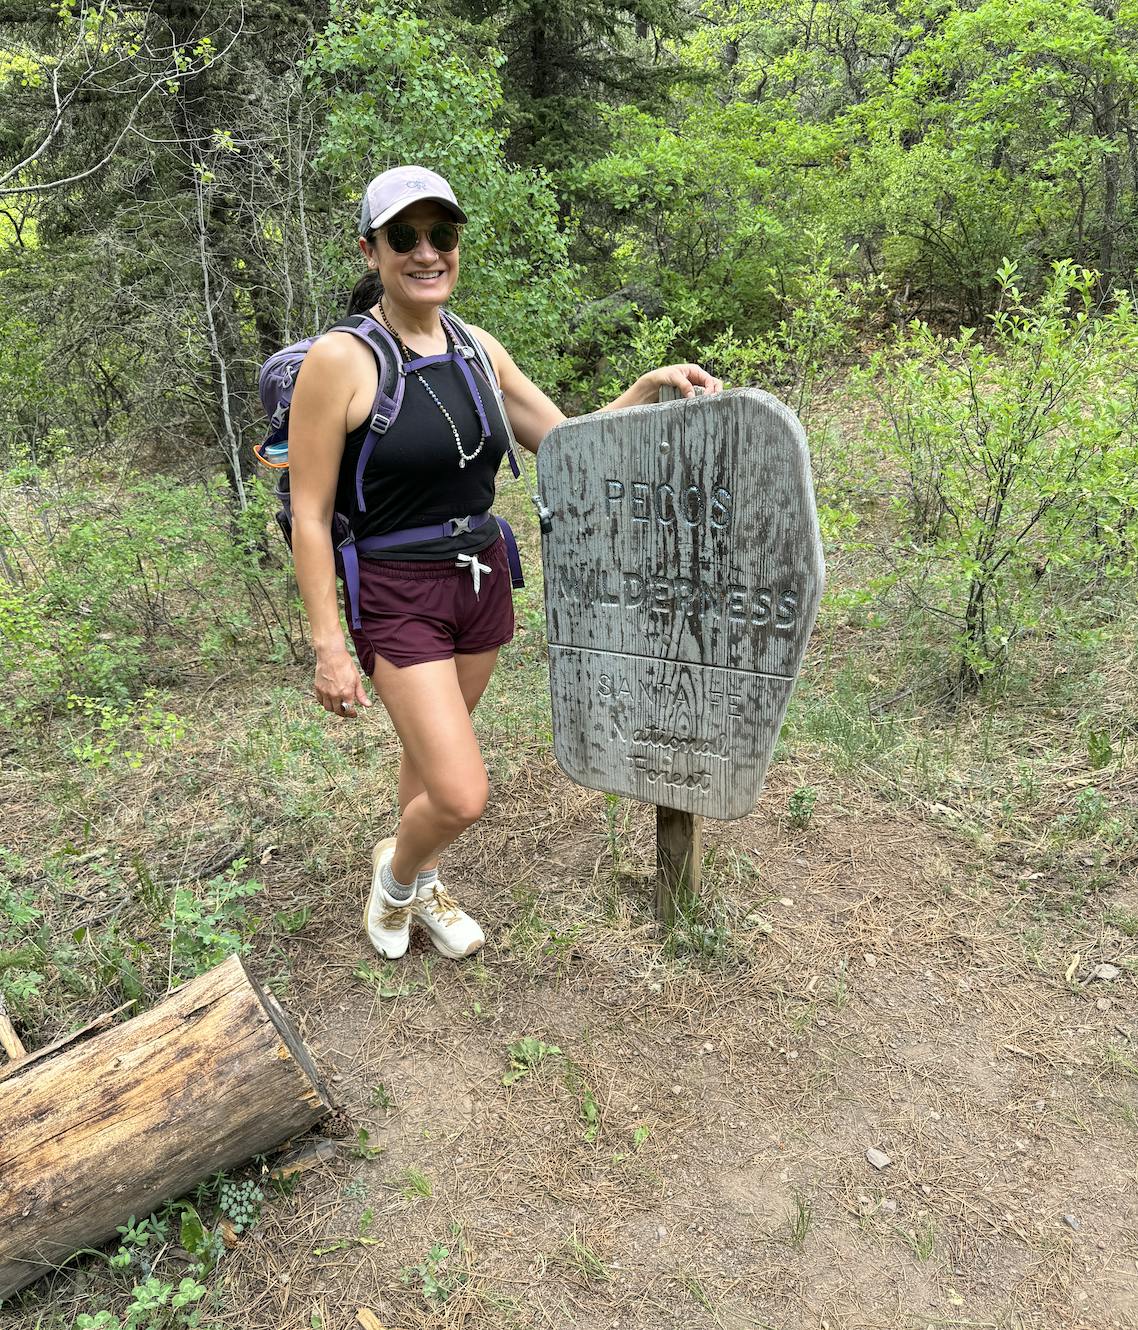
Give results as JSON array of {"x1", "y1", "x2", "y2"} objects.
[
  {"x1": 0, "y1": 956, "x2": 331, "y2": 1299},
  {"x1": 1097, "y1": 87, "x2": 1121, "y2": 287}
]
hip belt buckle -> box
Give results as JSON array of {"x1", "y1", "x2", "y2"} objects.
[{"x1": 449, "y1": 515, "x2": 473, "y2": 536}]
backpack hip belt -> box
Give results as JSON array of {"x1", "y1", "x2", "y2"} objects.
[{"x1": 340, "y1": 512, "x2": 524, "y2": 631}]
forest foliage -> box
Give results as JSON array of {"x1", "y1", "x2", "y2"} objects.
[{"x1": 2, "y1": 0, "x2": 1138, "y2": 694}]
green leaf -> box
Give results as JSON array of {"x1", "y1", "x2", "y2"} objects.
[{"x1": 179, "y1": 1205, "x2": 205, "y2": 1254}]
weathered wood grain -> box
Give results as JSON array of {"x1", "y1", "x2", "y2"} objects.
[
  {"x1": 652, "y1": 384, "x2": 705, "y2": 923},
  {"x1": 0, "y1": 993, "x2": 25, "y2": 1061},
  {"x1": 656, "y1": 806, "x2": 702, "y2": 925},
  {"x1": 538, "y1": 388, "x2": 824, "y2": 820},
  {"x1": 0, "y1": 956, "x2": 331, "y2": 1298}
]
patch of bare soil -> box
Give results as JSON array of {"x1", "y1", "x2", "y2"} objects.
[
  {"x1": 207, "y1": 755, "x2": 1138, "y2": 1327},
  {"x1": 7, "y1": 741, "x2": 1136, "y2": 1330}
]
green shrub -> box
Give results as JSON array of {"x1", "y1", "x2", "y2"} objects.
[
  {"x1": 0, "y1": 850, "x2": 45, "y2": 1020},
  {"x1": 165, "y1": 861, "x2": 263, "y2": 979},
  {"x1": 862, "y1": 261, "x2": 1138, "y2": 696},
  {"x1": 0, "y1": 470, "x2": 299, "y2": 723},
  {"x1": 65, "y1": 692, "x2": 185, "y2": 770},
  {"x1": 788, "y1": 785, "x2": 818, "y2": 830}
]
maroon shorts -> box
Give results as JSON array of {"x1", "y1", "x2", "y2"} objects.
[{"x1": 347, "y1": 535, "x2": 515, "y2": 673}]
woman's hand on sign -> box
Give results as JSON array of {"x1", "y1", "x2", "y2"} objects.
[
  {"x1": 314, "y1": 645, "x2": 372, "y2": 718},
  {"x1": 642, "y1": 363, "x2": 724, "y2": 400},
  {"x1": 600, "y1": 363, "x2": 724, "y2": 413},
  {"x1": 460, "y1": 324, "x2": 724, "y2": 452}
]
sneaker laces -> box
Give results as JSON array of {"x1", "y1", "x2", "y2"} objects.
[
  {"x1": 377, "y1": 900, "x2": 413, "y2": 929},
  {"x1": 423, "y1": 884, "x2": 463, "y2": 924}
]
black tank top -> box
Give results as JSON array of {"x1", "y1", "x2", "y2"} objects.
[{"x1": 337, "y1": 340, "x2": 510, "y2": 561}]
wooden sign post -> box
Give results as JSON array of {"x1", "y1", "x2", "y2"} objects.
[
  {"x1": 536, "y1": 387, "x2": 824, "y2": 923},
  {"x1": 653, "y1": 385, "x2": 703, "y2": 922}
]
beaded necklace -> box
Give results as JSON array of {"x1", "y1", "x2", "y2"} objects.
[{"x1": 376, "y1": 299, "x2": 488, "y2": 469}]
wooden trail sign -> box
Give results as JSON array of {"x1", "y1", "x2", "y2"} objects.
[{"x1": 537, "y1": 388, "x2": 824, "y2": 832}]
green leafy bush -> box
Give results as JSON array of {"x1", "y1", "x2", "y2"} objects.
[
  {"x1": 567, "y1": 100, "x2": 783, "y2": 346},
  {"x1": 0, "y1": 471, "x2": 299, "y2": 723},
  {"x1": 863, "y1": 260, "x2": 1138, "y2": 695},
  {"x1": 788, "y1": 786, "x2": 818, "y2": 830},
  {"x1": 0, "y1": 854, "x2": 45, "y2": 1020},
  {"x1": 65, "y1": 692, "x2": 185, "y2": 771}
]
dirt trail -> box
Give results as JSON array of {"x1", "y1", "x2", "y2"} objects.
[{"x1": 204, "y1": 757, "x2": 1138, "y2": 1330}]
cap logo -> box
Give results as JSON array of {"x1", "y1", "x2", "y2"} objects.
[{"x1": 404, "y1": 178, "x2": 431, "y2": 192}]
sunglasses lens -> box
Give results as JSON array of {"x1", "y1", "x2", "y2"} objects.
[
  {"x1": 384, "y1": 223, "x2": 417, "y2": 254},
  {"x1": 429, "y1": 223, "x2": 460, "y2": 252},
  {"x1": 381, "y1": 221, "x2": 462, "y2": 253}
]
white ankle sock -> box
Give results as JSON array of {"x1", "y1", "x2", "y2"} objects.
[{"x1": 416, "y1": 868, "x2": 438, "y2": 890}]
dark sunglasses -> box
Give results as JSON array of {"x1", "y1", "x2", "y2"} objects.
[{"x1": 378, "y1": 220, "x2": 463, "y2": 254}]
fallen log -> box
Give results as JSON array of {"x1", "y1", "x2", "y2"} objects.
[{"x1": 0, "y1": 955, "x2": 332, "y2": 1298}]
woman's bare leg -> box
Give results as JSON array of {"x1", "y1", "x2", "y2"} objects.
[
  {"x1": 395, "y1": 649, "x2": 499, "y2": 873},
  {"x1": 371, "y1": 649, "x2": 499, "y2": 884}
]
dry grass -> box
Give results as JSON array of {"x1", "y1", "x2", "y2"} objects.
[
  {"x1": 3, "y1": 483, "x2": 1137, "y2": 1330},
  {"x1": 4, "y1": 665, "x2": 1137, "y2": 1330}
]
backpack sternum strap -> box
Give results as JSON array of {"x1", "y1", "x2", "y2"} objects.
[{"x1": 401, "y1": 343, "x2": 493, "y2": 440}]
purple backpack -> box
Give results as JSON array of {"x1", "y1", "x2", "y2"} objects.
[{"x1": 256, "y1": 309, "x2": 523, "y2": 629}]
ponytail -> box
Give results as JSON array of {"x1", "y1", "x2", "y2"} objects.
[{"x1": 347, "y1": 271, "x2": 384, "y2": 316}]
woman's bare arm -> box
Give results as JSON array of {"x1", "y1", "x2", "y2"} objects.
[
  {"x1": 287, "y1": 334, "x2": 372, "y2": 712},
  {"x1": 468, "y1": 325, "x2": 723, "y2": 454},
  {"x1": 466, "y1": 325, "x2": 565, "y2": 453}
]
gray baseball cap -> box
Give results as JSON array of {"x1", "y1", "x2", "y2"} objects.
[{"x1": 358, "y1": 165, "x2": 468, "y2": 236}]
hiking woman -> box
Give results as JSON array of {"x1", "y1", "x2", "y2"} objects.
[{"x1": 287, "y1": 165, "x2": 722, "y2": 963}]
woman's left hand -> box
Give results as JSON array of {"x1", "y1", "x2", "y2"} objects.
[{"x1": 637, "y1": 363, "x2": 724, "y2": 401}]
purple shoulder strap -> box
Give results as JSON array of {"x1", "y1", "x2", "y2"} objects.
[
  {"x1": 327, "y1": 316, "x2": 404, "y2": 514},
  {"x1": 339, "y1": 311, "x2": 522, "y2": 521},
  {"x1": 440, "y1": 311, "x2": 523, "y2": 480}
]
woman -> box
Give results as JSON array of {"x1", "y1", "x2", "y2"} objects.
[{"x1": 288, "y1": 164, "x2": 722, "y2": 963}]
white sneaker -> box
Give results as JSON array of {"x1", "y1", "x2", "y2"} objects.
[
  {"x1": 413, "y1": 878, "x2": 485, "y2": 959},
  {"x1": 363, "y1": 838, "x2": 413, "y2": 960}
]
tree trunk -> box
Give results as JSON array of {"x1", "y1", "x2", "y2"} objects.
[
  {"x1": 1097, "y1": 88, "x2": 1121, "y2": 288},
  {"x1": 957, "y1": 575, "x2": 987, "y2": 698},
  {"x1": 0, "y1": 956, "x2": 331, "y2": 1299}
]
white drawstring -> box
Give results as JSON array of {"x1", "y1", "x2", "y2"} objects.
[{"x1": 456, "y1": 552, "x2": 492, "y2": 597}]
